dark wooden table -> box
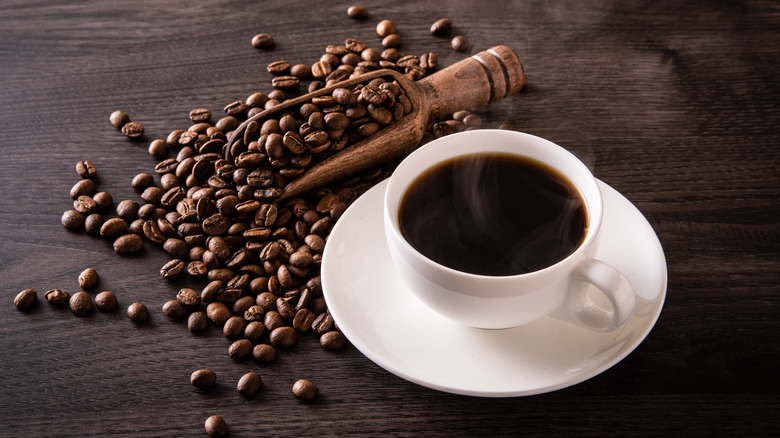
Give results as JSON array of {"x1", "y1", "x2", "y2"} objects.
[{"x1": 1, "y1": 0, "x2": 778, "y2": 436}]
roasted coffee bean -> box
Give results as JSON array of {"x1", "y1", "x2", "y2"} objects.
[
  {"x1": 142, "y1": 220, "x2": 165, "y2": 243},
  {"x1": 237, "y1": 371, "x2": 263, "y2": 396},
  {"x1": 345, "y1": 38, "x2": 367, "y2": 53},
  {"x1": 70, "y1": 179, "x2": 96, "y2": 199},
  {"x1": 203, "y1": 213, "x2": 230, "y2": 235},
  {"x1": 292, "y1": 379, "x2": 318, "y2": 401},
  {"x1": 162, "y1": 299, "x2": 186, "y2": 319},
  {"x1": 293, "y1": 308, "x2": 315, "y2": 331},
  {"x1": 264, "y1": 310, "x2": 284, "y2": 332},
  {"x1": 255, "y1": 292, "x2": 277, "y2": 311},
  {"x1": 187, "y1": 261, "x2": 209, "y2": 278},
  {"x1": 312, "y1": 312, "x2": 335, "y2": 335},
  {"x1": 320, "y1": 330, "x2": 347, "y2": 350},
  {"x1": 382, "y1": 34, "x2": 401, "y2": 48},
  {"x1": 232, "y1": 295, "x2": 255, "y2": 314},
  {"x1": 451, "y1": 35, "x2": 470, "y2": 52},
  {"x1": 304, "y1": 234, "x2": 326, "y2": 253},
  {"x1": 376, "y1": 19, "x2": 396, "y2": 37},
  {"x1": 92, "y1": 192, "x2": 113, "y2": 211},
  {"x1": 177, "y1": 288, "x2": 201, "y2": 308},
  {"x1": 272, "y1": 75, "x2": 300, "y2": 90},
  {"x1": 61, "y1": 210, "x2": 84, "y2": 230},
  {"x1": 69, "y1": 291, "x2": 92, "y2": 316},
  {"x1": 109, "y1": 110, "x2": 129, "y2": 128},
  {"x1": 78, "y1": 268, "x2": 99, "y2": 290},
  {"x1": 223, "y1": 316, "x2": 246, "y2": 338},
  {"x1": 116, "y1": 199, "x2": 140, "y2": 221},
  {"x1": 148, "y1": 139, "x2": 168, "y2": 158},
  {"x1": 251, "y1": 33, "x2": 274, "y2": 49},
  {"x1": 430, "y1": 18, "x2": 452, "y2": 35},
  {"x1": 132, "y1": 173, "x2": 154, "y2": 190},
  {"x1": 84, "y1": 213, "x2": 104, "y2": 236},
  {"x1": 270, "y1": 326, "x2": 298, "y2": 349},
  {"x1": 420, "y1": 52, "x2": 438, "y2": 70},
  {"x1": 205, "y1": 416, "x2": 228, "y2": 438},
  {"x1": 191, "y1": 369, "x2": 217, "y2": 388},
  {"x1": 276, "y1": 297, "x2": 295, "y2": 320},
  {"x1": 114, "y1": 234, "x2": 143, "y2": 254},
  {"x1": 188, "y1": 311, "x2": 208, "y2": 333},
  {"x1": 76, "y1": 160, "x2": 97, "y2": 179},
  {"x1": 163, "y1": 238, "x2": 188, "y2": 258},
  {"x1": 127, "y1": 302, "x2": 149, "y2": 323},
  {"x1": 290, "y1": 63, "x2": 311, "y2": 80},
  {"x1": 311, "y1": 60, "x2": 332, "y2": 79},
  {"x1": 99, "y1": 218, "x2": 127, "y2": 239},
  {"x1": 252, "y1": 343, "x2": 276, "y2": 363},
  {"x1": 206, "y1": 302, "x2": 230, "y2": 326},
  {"x1": 347, "y1": 5, "x2": 368, "y2": 19},
  {"x1": 73, "y1": 195, "x2": 97, "y2": 214},
  {"x1": 160, "y1": 259, "x2": 185, "y2": 279},
  {"x1": 228, "y1": 339, "x2": 253, "y2": 359},
  {"x1": 14, "y1": 289, "x2": 37, "y2": 310},
  {"x1": 122, "y1": 121, "x2": 144, "y2": 138},
  {"x1": 44, "y1": 289, "x2": 70, "y2": 305},
  {"x1": 244, "y1": 321, "x2": 265, "y2": 340},
  {"x1": 267, "y1": 60, "x2": 290, "y2": 75},
  {"x1": 189, "y1": 108, "x2": 211, "y2": 123},
  {"x1": 95, "y1": 291, "x2": 118, "y2": 312}
]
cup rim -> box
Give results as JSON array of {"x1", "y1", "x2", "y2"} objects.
[{"x1": 384, "y1": 129, "x2": 603, "y2": 281}]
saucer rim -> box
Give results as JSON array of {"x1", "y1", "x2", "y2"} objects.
[{"x1": 322, "y1": 178, "x2": 667, "y2": 397}]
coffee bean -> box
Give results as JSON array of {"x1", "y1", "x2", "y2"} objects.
[
  {"x1": 251, "y1": 33, "x2": 274, "y2": 49},
  {"x1": 148, "y1": 139, "x2": 168, "y2": 158},
  {"x1": 78, "y1": 268, "x2": 99, "y2": 290},
  {"x1": 14, "y1": 289, "x2": 37, "y2": 310},
  {"x1": 267, "y1": 60, "x2": 290, "y2": 75},
  {"x1": 223, "y1": 316, "x2": 246, "y2": 338},
  {"x1": 347, "y1": 5, "x2": 368, "y2": 19},
  {"x1": 244, "y1": 321, "x2": 265, "y2": 340},
  {"x1": 191, "y1": 369, "x2": 217, "y2": 388},
  {"x1": 376, "y1": 19, "x2": 396, "y2": 37},
  {"x1": 73, "y1": 195, "x2": 97, "y2": 214},
  {"x1": 116, "y1": 199, "x2": 140, "y2": 221},
  {"x1": 451, "y1": 35, "x2": 470, "y2": 52},
  {"x1": 114, "y1": 234, "x2": 143, "y2": 254},
  {"x1": 92, "y1": 192, "x2": 113, "y2": 211},
  {"x1": 189, "y1": 108, "x2": 212, "y2": 123},
  {"x1": 206, "y1": 302, "x2": 230, "y2": 326},
  {"x1": 70, "y1": 179, "x2": 96, "y2": 199},
  {"x1": 232, "y1": 295, "x2": 254, "y2": 314},
  {"x1": 269, "y1": 326, "x2": 297, "y2": 349},
  {"x1": 84, "y1": 213, "x2": 104, "y2": 236},
  {"x1": 76, "y1": 160, "x2": 97, "y2": 179},
  {"x1": 61, "y1": 210, "x2": 85, "y2": 230},
  {"x1": 95, "y1": 291, "x2": 118, "y2": 312},
  {"x1": 228, "y1": 339, "x2": 253, "y2": 359},
  {"x1": 160, "y1": 258, "x2": 185, "y2": 279},
  {"x1": 44, "y1": 289, "x2": 70, "y2": 305},
  {"x1": 290, "y1": 64, "x2": 311, "y2": 79},
  {"x1": 252, "y1": 343, "x2": 276, "y2": 363},
  {"x1": 69, "y1": 291, "x2": 92, "y2": 316},
  {"x1": 110, "y1": 110, "x2": 130, "y2": 129},
  {"x1": 382, "y1": 34, "x2": 401, "y2": 48},
  {"x1": 188, "y1": 311, "x2": 208, "y2": 333},
  {"x1": 293, "y1": 308, "x2": 315, "y2": 332},
  {"x1": 311, "y1": 313, "x2": 335, "y2": 335},
  {"x1": 160, "y1": 299, "x2": 184, "y2": 319},
  {"x1": 121, "y1": 121, "x2": 144, "y2": 138},
  {"x1": 420, "y1": 52, "x2": 438, "y2": 70},
  {"x1": 271, "y1": 75, "x2": 300, "y2": 90},
  {"x1": 132, "y1": 173, "x2": 154, "y2": 190},
  {"x1": 177, "y1": 287, "x2": 201, "y2": 308},
  {"x1": 237, "y1": 371, "x2": 263, "y2": 396},
  {"x1": 205, "y1": 415, "x2": 228, "y2": 438},
  {"x1": 345, "y1": 38, "x2": 367, "y2": 53},
  {"x1": 430, "y1": 18, "x2": 453, "y2": 35},
  {"x1": 127, "y1": 302, "x2": 149, "y2": 323},
  {"x1": 292, "y1": 379, "x2": 318, "y2": 401},
  {"x1": 320, "y1": 330, "x2": 347, "y2": 350}
]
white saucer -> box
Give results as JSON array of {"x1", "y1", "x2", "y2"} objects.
[{"x1": 322, "y1": 179, "x2": 667, "y2": 397}]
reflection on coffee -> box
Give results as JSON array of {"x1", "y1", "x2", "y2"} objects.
[{"x1": 398, "y1": 153, "x2": 587, "y2": 276}]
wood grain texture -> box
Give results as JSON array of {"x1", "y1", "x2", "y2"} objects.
[{"x1": 0, "y1": 0, "x2": 778, "y2": 436}]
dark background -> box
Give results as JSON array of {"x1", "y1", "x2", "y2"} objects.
[{"x1": 1, "y1": 0, "x2": 778, "y2": 436}]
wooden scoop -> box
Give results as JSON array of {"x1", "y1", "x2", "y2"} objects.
[{"x1": 225, "y1": 45, "x2": 528, "y2": 201}]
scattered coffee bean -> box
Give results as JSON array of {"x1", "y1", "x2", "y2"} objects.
[
  {"x1": 78, "y1": 268, "x2": 99, "y2": 290},
  {"x1": 382, "y1": 34, "x2": 401, "y2": 48},
  {"x1": 347, "y1": 5, "x2": 368, "y2": 19},
  {"x1": 76, "y1": 160, "x2": 97, "y2": 179},
  {"x1": 228, "y1": 339, "x2": 253, "y2": 359},
  {"x1": 189, "y1": 108, "x2": 211, "y2": 123},
  {"x1": 244, "y1": 321, "x2": 265, "y2": 340},
  {"x1": 177, "y1": 287, "x2": 201, "y2": 309},
  {"x1": 204, "y1": 415, "x2": 228, "y2": 438},
  {"x1": 160, "y1": 259, "x2": 185, "y2": 279},
  {"x1": 270, "y1": 326, "x2": 298, "y2": 349},
  {"x1": 376, "y1": 19, "x2": 396, "y2": 37},
  {"x1": 95, "y1": 291, "x2": 118, "y2": 312},
  {"x1": 14, "y1": 289, "x2": 37, "y2": 310},
  {"x1": 292, "y1": 379, "x2": 318, "y2": 401},
  {"x1": 70, "y1": 179, "x2": 96, "y2": 199},
  {"x1": 237, "y1": 371, "x2": 263, "y2": 396},
  {"x1": 84, "y1": 213, "x2": 104, "y2": 236},
  {"x1": 92, "y1": 191, "x2": 113, "y2": 210},
  {"x1": 69, "y1": 291, "x2": 92, "y2": 316},
  {"x1": 267, "y1": 60, "x2": 290, "y2": 75},
  {"x1": 251, "y1": 33, "x2": 274, "y2": 49},
  {"x1": 451, "y1": 35, "x2": 470, "y2": 52},
  {"x1": 127, "y1": 302, "x2": 149, "y2": 323},
  {"x1": 162, "y1": 299, "x2": 186, "y2": 319},
  {"x1": 132, "y1": 173, "x2": 154, "y2": 190},
  {"x1": 61, "y1": 210, "x2": 85, "y2": 230},
  {"x1": 320, "y1": 330, "x2": 347, "y2": 350},
  {"x1": 430, "y1": 18, "x2": 453, "y2": 35},
  {"x1": 206, "y1": 302, "x2": 230, "y2": 325},
  {"x1": 121, "y1": 121, "x2": 144, "y2": 138},
  {"x1": 188, "y1": 311, "x2": 208, "y2": 333},
  {"x1": 252, "y1": 344, "x2": 276, "y2": 363},
  {"x1": 223, "y1": 316, "x2": 246, "y2": 338},
  {"x1": 116, "y1": 199, "x2": 140, "y2": 221},
  {"x1": 148, "y1": 139, "x2": 168, "y2": 158},
  {"x1": 44, "y1": 289, "x2": 70, "y2": 305},
  {"x1": 191, "y1": 369, "x2": 217, "y2": 388},
  {"x1": 109, "y1": 110, "x2": 129, "y2": 129},
  {"x1": 114, "y1": 234, "x2": 144, "y2": 254}
]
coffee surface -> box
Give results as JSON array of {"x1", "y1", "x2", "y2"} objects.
[{"x1": 398, "y1": 153, "x2": 587, "y2": 276}]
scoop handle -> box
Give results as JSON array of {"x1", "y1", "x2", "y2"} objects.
[{"x1": 419, "y1": 45, "x2": 527, "y2": 118}]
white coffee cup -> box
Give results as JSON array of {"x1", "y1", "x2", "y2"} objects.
[{"x1": 383, "y1": 130, "x2": 637, "y2": 330}]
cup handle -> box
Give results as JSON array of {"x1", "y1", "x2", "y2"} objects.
[{"x1": 554, "y1": 259, "x2": 636, "y2": 332}]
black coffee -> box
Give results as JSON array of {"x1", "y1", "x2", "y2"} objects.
[{"x1": 398, "y1": 153, "x2": 587, "y2": 276}]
